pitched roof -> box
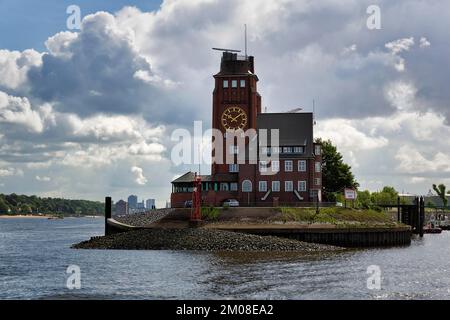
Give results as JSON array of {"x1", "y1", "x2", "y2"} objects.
[
  {"x1": 257, "y1": 112, "x2": 314, "y2": 156},
  {"x1": 171, "y1": 172, "x2": 238, "y2": 184}
]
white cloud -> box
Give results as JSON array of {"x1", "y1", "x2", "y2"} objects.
[
  {"x1": 131, "y1": 166, "x2": 148, "y2": 185},
  {"x1": 419, "y1": 37, "x2": 431, "y2": 48},
  {"x1": 0, "y1": 91, "x2": 43, "y2": 132},
  {"x1": 0, "y1": 49, "x2": 42, "y2": 90},
  {"x1": 410, "y1": 177, "x2": 426, "y2": 184},
  {"x1": 36, "y1": 175, "x2": 51, "y2": 182},
  {"x1": 385, "y1": 81, "x2": 417, "y2": 111},
  {"x1": 395, "y1": 146, "x2": 450, "y2": 174},
  {"x1": 316, "y1": 119, "x2": 389, "y2": 151},
  {"x1": 385, "y1": 37, "x2": 415, "y2": 55},
  {"x1": 45, "y1": 31, "x2": 78, "y2": 58},
  {"x1": 0, "y1": 167, "x2": 23, "y2": 177}
]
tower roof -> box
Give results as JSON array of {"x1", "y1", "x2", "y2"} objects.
[{"x1": 214, "y1": 52, "x2": 256, "y2": 76}]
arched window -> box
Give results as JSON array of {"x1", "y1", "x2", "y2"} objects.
[{"x1": 242, "y1": 180, "x2": 252, "y2": 192}]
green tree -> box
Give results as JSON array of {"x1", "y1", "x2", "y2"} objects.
[
  {"x1": 356, "y1": 190, "x2": 372, "y2": 209},
  {"x1": 0, "y1": 199, "x2": 9, "y2": 214},
  {"x1": 20, "y1": 204, "x2": 32, "y2": 214},
  {"x1": 433, "y1": 184, "x2": 448, "y2": 208},
  {"x1": 371, "y1": 186, "x2": 399, "y2": 206},
  {"x1": 316, "y1": 138, "x2": 359, "y2": 201}
]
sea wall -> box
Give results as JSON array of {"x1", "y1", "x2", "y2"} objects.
[{"x1": 216, "y1": 227, "x2": 412, "y2": 247}]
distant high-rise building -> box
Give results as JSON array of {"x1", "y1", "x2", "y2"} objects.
[
  {"x1": 146, "y1": 199, "x2": 156, "y2": 209},
  {"x1": 115, "y1": 200, "x2": 128, "y2": 216},
  {"x1": 137, "y1": 201, "x2": 145, "y2": 209},
  {"x1": 128, "y1": 195, "x2": 138, "y2": 209}
]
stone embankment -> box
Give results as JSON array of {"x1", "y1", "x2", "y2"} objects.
[
  {"x1": 114, "y1": 209, "x2": 174, "y2": 226},
  {"x1": 73, "y1": 228, "x2": 343, "y2": 252}
]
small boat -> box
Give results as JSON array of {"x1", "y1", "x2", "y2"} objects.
[{"x1": 423, "y1": 226, "x2": 442, "y2": 234}]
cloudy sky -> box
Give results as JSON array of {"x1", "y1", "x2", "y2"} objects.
[{"x1": 0, "y1": 0, "x2": 449, "y2": 206}]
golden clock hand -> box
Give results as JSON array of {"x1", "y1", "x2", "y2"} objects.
[{"x1": 231, "y1": 113, "x2": 242, "y2": 122}]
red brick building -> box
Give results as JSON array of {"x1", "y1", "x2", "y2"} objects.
[{"x1": 171, "y1": 51, "x2": 322, "y2": 207}]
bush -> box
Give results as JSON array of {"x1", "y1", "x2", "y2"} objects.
[{"x1": 201, "y1": 206, "x2": 220, "y2": 220}]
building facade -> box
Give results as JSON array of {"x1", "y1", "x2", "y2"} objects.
[
  {"x1": 115, "y1": 200, "x2": 128, "y2": 216},
  {"x1": 171, "y1": 52, "x2": 322, "y2": 207},
  {"x1": 146, "y1": 199, "x2": 156, "y2": 209},
  {"x1": 127, "y1": 195, "x2": 138, "y2": 209}
]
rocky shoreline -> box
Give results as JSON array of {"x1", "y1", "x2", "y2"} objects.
[{"x1": 72, "y1": 228, "x2": 344, "y2": 252}]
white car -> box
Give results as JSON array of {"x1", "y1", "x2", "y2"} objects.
[{"x1": 223, "y1": 199, "x2": 239, "y2": 207}]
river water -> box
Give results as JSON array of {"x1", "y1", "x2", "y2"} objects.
[{"x1": 1, "y1": 217, "x2": 449, "y2": 300}]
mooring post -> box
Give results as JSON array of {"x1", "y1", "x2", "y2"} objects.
[
  {"x1": 105, "y1": 196, "x2": 112, "y2": 236},
  {"x1": 419, "y1": 196, "x2": 424, "y2": 237}
]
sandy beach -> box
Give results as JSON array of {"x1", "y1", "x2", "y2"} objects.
[{"x1": 0, "y1": 215, "x2": 52, "y2": 219}]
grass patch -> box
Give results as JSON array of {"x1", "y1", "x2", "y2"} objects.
[
  {"x1": 201, "y1": 206, "x2": 221, "y2": 220},
  {"x1": 279, "y1": 207, "x2": 395, "y2": 225}
]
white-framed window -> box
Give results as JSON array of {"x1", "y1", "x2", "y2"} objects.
[
  {"x1": 230, "y1": 182, "x2": 238, "y2": 191},
  {"x1": 272, "y1": 146, "x2": 281, "y2": 154},
  {"x1": 298, "y1": 160, "x2": 306, "y2": 172},
  {"x1": 293, "y1": 146, "x2": 304, "y2": 153},
  {"x1": 310, "y1": 189, "x2": 319, "y2": 198},
  {"x1": 285, "y1": 160, "x2": 293, "y2": 172},
  {"x1": 271, "y1": 160, "x2": 280, "y2": 173},
  {"x1": 229, "y1": 164, "x2": 239, "y2": 173},
  {"x1": 283, "y1": 147, "x2": 292, "y2": 153},
  {"x1": 298, "y1": 181, "x2": 307, "y2": 192},
  {"x1": 285, "y1": 181, "x2": 293, "y2": 192},
  {"x1": 259, "y1": 181, "x2": 267, "y2": 192},
  {"x1": 272, "y1": 181, "x2": 280, "y2": 192},
  {"x1": 220, "y1": 183, "x2": 229, "y2": 191},
  {"x1": 232, "y1": 80, "x2": 238, "y2": 88},
  {"x1": 240, "y1": 79, "x2": 246, "y2": 88},
  {"x1": 242, "y1": 180, "x2": 252, "y2": 192},
  {"x1": 229, "y1": 145, "x2": 239, "y2": 154},
  {"x1": 315, "y1": 161, "x2": 321, "y2": 173},
  {"x1": 315, "y1": 145, "x2": 321, "y2": 156},
  {"x1": 223, "y1": 80, "x2": 229, "y2": 88},
  {"x1": 315, "y1": 178, "x2": 321, "y2": 186},
  {"x1": 259, "y1": 161, "x2": 267, "y2": 173}
]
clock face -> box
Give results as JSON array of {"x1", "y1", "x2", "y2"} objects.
[{"x1": 221, "y1": 106, "x2": 248, "y2": 130}]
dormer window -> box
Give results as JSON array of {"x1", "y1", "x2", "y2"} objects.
[{"x1": 223, "y1": 80, "x2": 229, "y2": 88}]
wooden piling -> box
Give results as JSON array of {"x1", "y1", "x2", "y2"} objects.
[{"x1": 105, "y1": 197, "x2": 112, "y2": 236}]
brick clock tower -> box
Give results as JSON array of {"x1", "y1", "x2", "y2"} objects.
[
  {"x1": 170, "y1": 50, "x2": 322, "y2": 208},
  {"x1": 211, "y1": 51, "x2": 261, "y2": 176}
]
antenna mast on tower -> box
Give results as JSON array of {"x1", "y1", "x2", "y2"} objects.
[
  {"x1": 244, "y1": 24, "x2": 248, "y2": 59},
  {"x1": 313, "y1": 99, "x2": 317, "y2": 125}
]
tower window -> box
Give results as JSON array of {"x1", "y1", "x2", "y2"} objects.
[
  {"x1": 298, "y1": 160, "x2": 306, "y2": 172},
  {"x1": 223, "y1": 80, "x2": 229, "y2": 88},
  {"x1": 285, "y1": 160, "x2": 293, "y2": 172},
  {"x1": 272, "y1": 181, "x2": 280, "y2": 192},
  {"x1": 285, "y1": 181, "x2": 293, "y2": 192},
  {"x1": 259, "y1": 181, "x2": 267, "y2": 192},
  {"x1": 298, "y1": 181, "x2": 307, "y2": 192},
  {"x1": 240, "y1": 80, "x2": 246, "y2": 88},
  {"x1": 232, "y1": 80, "x2": 238, "y2": 88},
  {"x1": 242, "y1": 180, "x2": 252, "y2": 192}
]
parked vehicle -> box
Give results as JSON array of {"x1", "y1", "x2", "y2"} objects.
[
  {"x1": 222, "y1": 199, "x2": 239, "y2": 207},
  {"x1": 184, "y1": 200, "x2": 192, "y2": 208}
]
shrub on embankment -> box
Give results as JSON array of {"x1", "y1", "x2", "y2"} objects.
[{"x1": 279, "y1": 207, "x2": 397, "y2": 226}]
